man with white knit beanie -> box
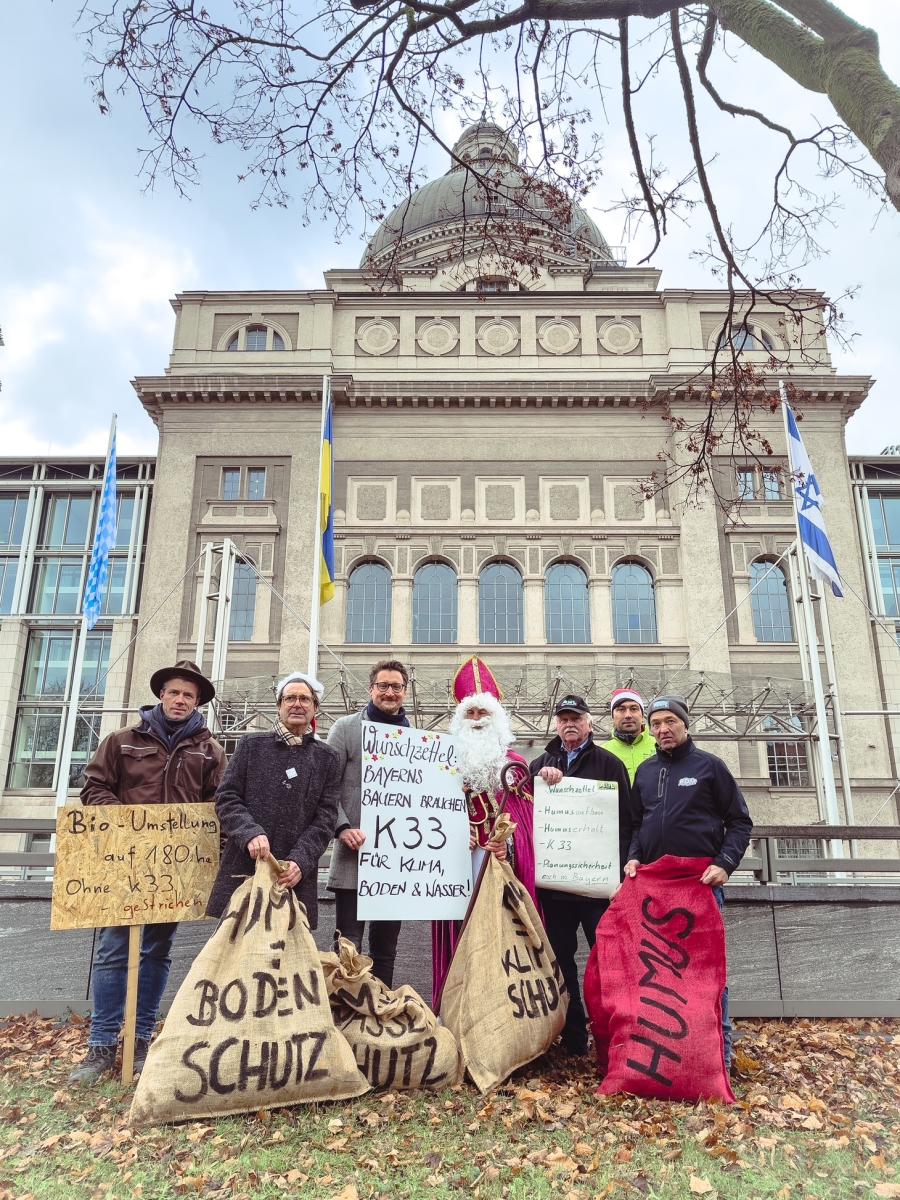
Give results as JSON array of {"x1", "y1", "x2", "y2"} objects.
[{"x1": 600, "y1": 687, "x2": 656, "y2": 784}]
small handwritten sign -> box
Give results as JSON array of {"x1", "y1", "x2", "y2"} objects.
[
  {"x1": 533, "y1": 776, "x2": 620, "y2": 898},
  {"x1": 356, "y1": 722, "x2": 471, "y2": 920},
  {"x1": 51, "y1": 803, "x2": 219, "y2": 930}
]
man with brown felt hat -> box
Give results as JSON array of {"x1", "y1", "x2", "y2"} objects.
[{"x1": 68, "y1": 659, "x2": 226, "y2": 1085}]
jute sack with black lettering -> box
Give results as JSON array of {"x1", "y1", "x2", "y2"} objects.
[
  {"x1": 439, "y1": 816, "x2": 567, "y2": 1092},
  {"x1": 584, "y1": 854, "x2": 734, "y2": 1104},
  {"x1": 320, "y1": 937, "x2": 460, "y2": 1090},
  {"x1": 130, "y1": 858, "x2": 369, "y2": 1126}
]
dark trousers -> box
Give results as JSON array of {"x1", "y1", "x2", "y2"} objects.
[
  {"x1": 333, "y1": 888, "x2": 402, "y2": 988},
  {"x1": 538, "y1": 889, "x2": 609, "y2": 1051}
]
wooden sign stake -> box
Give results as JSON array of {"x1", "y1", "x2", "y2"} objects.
[{"x1": 121, "y1": 924, "x2": 141, "y2": 1083}]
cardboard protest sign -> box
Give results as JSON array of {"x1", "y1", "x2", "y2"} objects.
[
  {"x1": 357, "y1": 721, "x2": 471, "y2": 921},
  {"x1": 533, "y1": 776, "x2": 620, "y2": 899},
  {"x1": 439, "y1": 817, "x2": 567, "y2": 1092},
  {"x1": 584, "y1": 854, "x2": 734, "y2": 1105},
  {"x1": 320, "y1": 937, "x2": 460, "y2": 1091},
  {"x1": 129, "y1": 859, "x2": 369, "y2": 1125},
  {"x1": 51, "y1": 803, "x2": 219, "y2": 930}
]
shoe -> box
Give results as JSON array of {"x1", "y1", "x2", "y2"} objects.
[
  {"x1": 68, "y1": 1044, "x2": 117, "y2": 1085},
  {"x1": 133, "y1": 1038, "x2": 151, "y2": 1077}
]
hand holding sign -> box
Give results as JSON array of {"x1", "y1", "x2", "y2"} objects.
[{"x1": 533, "y1": 776, "x2": 620, "y2": 899}]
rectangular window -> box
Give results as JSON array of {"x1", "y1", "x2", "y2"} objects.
[
  {"x1": 737, "y1": 466, "x2": 786, "y2": 502},
  {"x1": 869, "y1": 495, "x2": 900, "y2": 550},
  {"x1": 6, "y1": 708, "x2": 62, "y2": 788},
  {"x1": 247, "y1": 468, "x2": 267, "y2": 501},
  {"x1": 762, "y1": 470, "x2": 782, "y2": 501},
  {"x1": 0, "y1": 494, "x2": 29, "y2": 548},
  {"x1": 879, "y1": 560, "x2": 900, "y2": 618},
  {"x1": 222, "y1": 469, "x2": 241, "y2": 501},
  {"x1": 777, "y1": 836, "x2": 823, "y2": 860},
  {"x1": 31, "y1": 558, "x2": 83, "y2": 614},
  {"x1": 114, "y1": 493, "x2": 136, "y2": 550},
  {"x1": 0, "y1": 556, "x2": 18, "y2": 614},
  {"x1": 228, "y1": 563, "x2": 257, "y2": 641},
  {"x1": 101, "y1": 559, "x2": 128, "y2": 617},
  {"x1": 41, "y1": 495, "x2": 92, "y2": 549}
]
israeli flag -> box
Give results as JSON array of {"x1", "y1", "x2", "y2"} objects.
[
  {"x1": 83, "y1": 425, "x2": 118, "y2": 629},
  {"x1": 784, "y1": 403, "x2": 843, "y2": 598}
]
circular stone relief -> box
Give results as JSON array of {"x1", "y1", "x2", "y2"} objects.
[
  {"x1": 417, "y1": 319, "x2": 459, "y2": 356},
  {"x1": 538, "y1": 319, "x2": 580, "y2": 355},
  {"x1": 477, "y1": 318, "x2": 519, "y2": 356},
  {"x1": 599, "y1": 320, "x2": 640, "y2": 354},
  {"x1": 357, "y1": 319, "x2": 398, "y2": 355}
]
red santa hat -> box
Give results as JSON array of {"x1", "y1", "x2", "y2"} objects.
[
  {"x1": 453, "y1": 656, "x2": 503, "y2": 704},
  {"x1": 610, "y1": 687, "x2": 645, "y2": 714}
]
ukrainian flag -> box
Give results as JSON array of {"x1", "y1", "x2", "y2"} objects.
[{"x1": 320, "y1": 395, "x2": 335, "y2": 604}]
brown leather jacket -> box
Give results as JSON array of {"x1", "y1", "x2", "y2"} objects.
[{"x1": 80, "y1": 721, "x2": 226, "y2": 808}]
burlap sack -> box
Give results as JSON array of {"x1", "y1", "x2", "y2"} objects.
[
  {"x1": 439, "y1": 816, "x2": 568, "y2": 1092},
  {"x1": 130, "y1": 859, "x2": 369, "y2": 1125},
  {"x1": 320, "y1": 937, "x2": 461, "y2": 1090},
  {"x1": 584, "y1": 855, "x2": 734, "y2": 1105}
]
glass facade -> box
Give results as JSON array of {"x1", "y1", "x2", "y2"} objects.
[
  {"x1": 228, "y1": 563, "x2": 258, "y2": 641},
  {"x1": 6, "y1": 629, "x2": 111, "y2": 789}
]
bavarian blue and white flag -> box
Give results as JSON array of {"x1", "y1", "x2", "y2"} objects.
[
  {"x1": 784, "y1": 403, "x2": 843, "y2": 598},
  {"x1": 82, "y1": 423, "x2": 118, "y2": 629}
]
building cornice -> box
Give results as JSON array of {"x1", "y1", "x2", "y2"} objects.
[{"x1": 133, "y1": 370, "x2": 871, "y2": 423}]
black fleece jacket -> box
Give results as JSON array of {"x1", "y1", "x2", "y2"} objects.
[{"x1": 627, "y1": 736, "x2": 753, "y2": 875}]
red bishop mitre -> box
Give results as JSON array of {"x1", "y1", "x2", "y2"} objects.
[{"x1": 452, "y1": 655, "x2": 503, "y2": 703}]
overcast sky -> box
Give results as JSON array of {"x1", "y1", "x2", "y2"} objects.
[{"x1": 1, "y1": 3, "x2": 897, "y2": 459}]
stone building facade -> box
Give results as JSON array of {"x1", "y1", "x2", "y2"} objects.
[{"x1": 0, "y1": 123, "x2": 896, "y2": 863}]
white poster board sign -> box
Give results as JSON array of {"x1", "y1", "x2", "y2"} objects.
[
  {"x1": 357, "y1": 722, "x2": 472, "y2": 920},
  {"x1": 533, "y1": 776, "x2": 620, "y2": 898}
]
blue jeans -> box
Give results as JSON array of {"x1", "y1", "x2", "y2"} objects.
[
  {"x1": 89, "y1": 923, "x2": 178, "y2": 1046},
  {"x1": 712, "y1": 886, "x2": 733, "y2": 1069}
]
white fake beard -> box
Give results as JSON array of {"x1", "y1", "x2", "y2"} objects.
[{"x1": 455, "y1": 721, "x2": 508, "y2": 795}]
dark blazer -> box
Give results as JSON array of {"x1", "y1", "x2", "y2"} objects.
[{"x1": 206, "y1": 730, "x2": 341, "y2": 926}]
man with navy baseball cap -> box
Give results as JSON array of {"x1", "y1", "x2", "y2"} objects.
[{"x1": 530, "y1": 693, "x2": 636, "y2": 1057}]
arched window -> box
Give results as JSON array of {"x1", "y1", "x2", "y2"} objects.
[
  {"x1": 412, "y1": 562, "x2": 457, "y2": 644},
  {"x1": 228, "y1": 563, "x2": 257, "y2": 642},
  {"x1": 226, "y1": 325, "x2": 286, "y2": 351},
  {"x1": 612, "y1": 562, "x2": 657, "y2": 644},
  {"x1": 346, "y1": 562, "x2": 391, "y2": 643},
  {"x1": 479, "y1": 562, "x2": 523, "y2": 644},
  {"x1": 716, "y1": 325, "x2": 776, "y2": 353},
  {"x1": 750, "y1": 560, "x2": 793, "y2": 642},
  {"x1": 545, "y1": 562, "x2": 591, "y2": 644}
]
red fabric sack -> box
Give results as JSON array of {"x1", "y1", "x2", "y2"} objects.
[{"x1": 584, "y1": 854, "x2": 734, "y2": 1104}]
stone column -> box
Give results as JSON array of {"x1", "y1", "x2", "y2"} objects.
[
  {"x1": 458, "y1": 579, "x2": 479, "y2": 644},
  {"x1": 589, "y1": 579, "x2": 612, "y2": 646},
  {"x1": 393, "y1": 578, "x2": 413, "y2": 646},
  {"x1": 524, "y1": 578, "x2": 545, "y2": 646}
]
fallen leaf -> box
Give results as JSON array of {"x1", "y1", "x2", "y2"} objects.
[
  {"x1": 873, "y1": 1187, "x2": 900, "y2": 1199},
  {"x1": 690, "y1": 1176, "x2": 715, "y2": 1195}
]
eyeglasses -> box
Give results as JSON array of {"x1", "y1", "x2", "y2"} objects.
[
  {"x1": 373, "y1": 683, "x2": 405, "y2": 693},
  {"x1": 281, "y1": 693, "x2": 314, "y2": 705}
]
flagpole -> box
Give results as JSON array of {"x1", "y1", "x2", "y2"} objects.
[
  {"x1": 779, "y1": 390, "x2": 843, "y2": 854},
  {"x1": 307, "y1": 375, "x2": 330, "y2": 677},
  {"x1": 55, "y1": 414, "x2": 117, "y2": 808}
]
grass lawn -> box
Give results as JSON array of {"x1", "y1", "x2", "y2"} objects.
[{"x1": 0, "y1": 1015, "x2": 897, "y2": 1200}]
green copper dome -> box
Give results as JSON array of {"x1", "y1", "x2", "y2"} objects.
[{"x1": 363, "y1": 122, "x2": 614, "y2": 270}]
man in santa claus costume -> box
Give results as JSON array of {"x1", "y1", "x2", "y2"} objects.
[{"x1": 431, "y1": 656, "x2": 538, "y2": 1007}]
